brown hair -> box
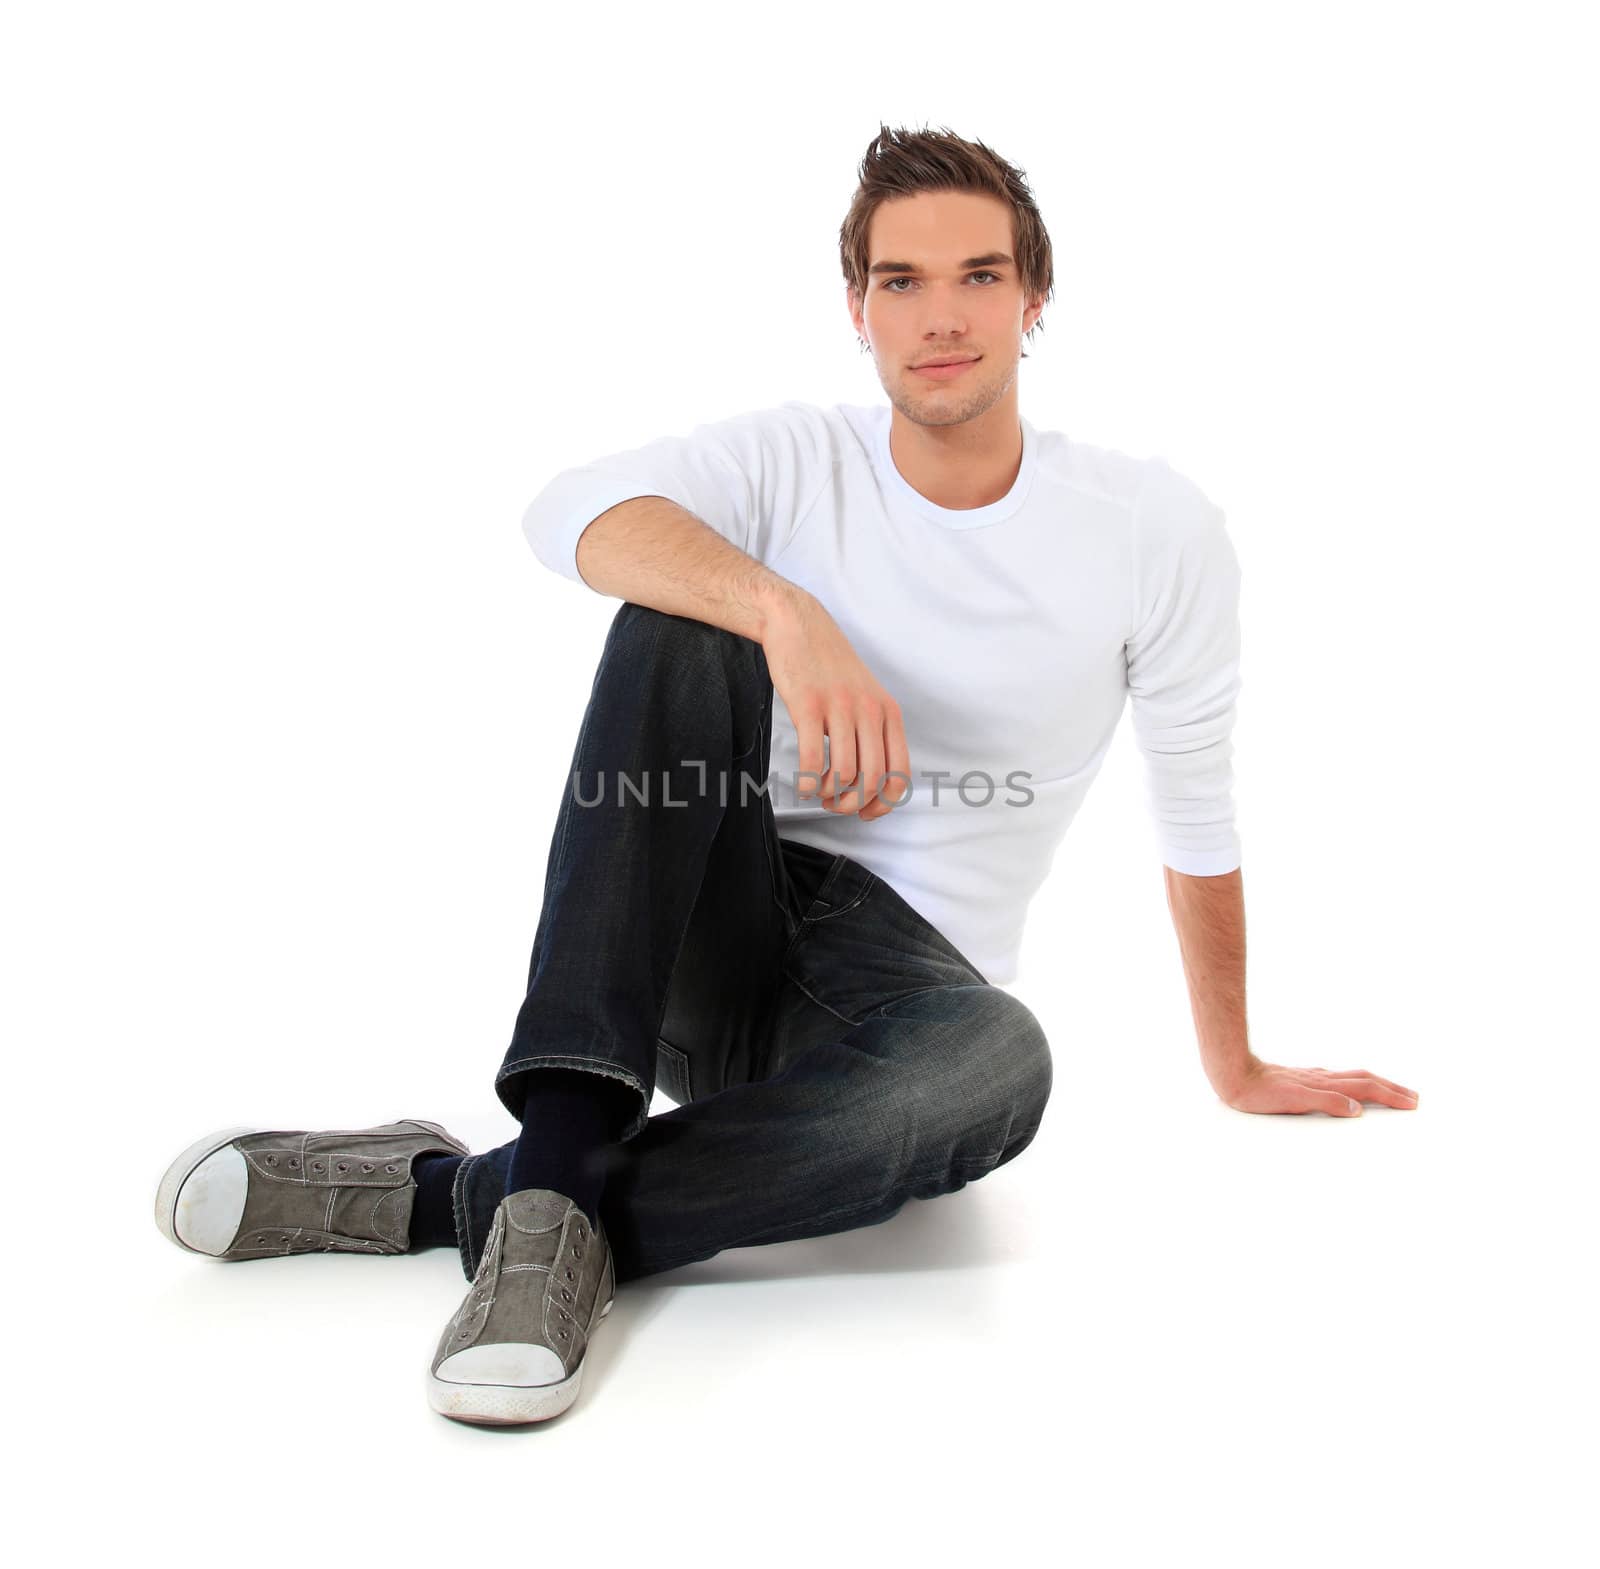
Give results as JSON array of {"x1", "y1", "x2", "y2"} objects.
[{"x1": 839, "y1": 123, "x2": 1055, "y2": 359}]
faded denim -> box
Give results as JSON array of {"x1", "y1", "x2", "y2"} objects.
[{"x1": 450, "y1": 602, "x2": 1054, "y2": 1284}]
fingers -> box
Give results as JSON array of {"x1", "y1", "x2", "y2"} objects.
[
  {"x1": 794, "y1": 701, "x2": 826, "y2": 804},
  {"x1": 854, "y1": 713, "x2": 887, "y2": 815},
  {"x1": 1304, "y1": 1066, "x2": 1419, "y2": 1104},
  {"x1": 793, "y1": 694, "x2": 910, "y2": 821},
  {"x1": 1319, "y1": 1075, "x2": 1420, "y2": 1109},
  {"x1": 883, "y1": 701, "x2": 911, "y2": 807},
  {"x1": 821, "y1": 702, "x2": 908, "y2": 818},
  {"x1": 1313, "y1": 1088, "x2": 1364, "y2": 1116},
  {"x1": 849, "y1": 701, "x2": 910, "y2": 819},
  {"x1": 1347, "y1": 1071, "x2": 1418, "y2": 1100},
  {"x1": 819, "y1": 704, "x2": 857, "y2": 811},
  {"x1": 1229, "y1": 1063, "x2": 1418, "y2": 1116},
  {"x1": 1301, "y1": 1066, "x2": 1419, "y2": 1107}
]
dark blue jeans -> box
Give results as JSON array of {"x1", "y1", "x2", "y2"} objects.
[{"x1": 449, "y1": 602, "x2": 1055, "y2": 1284}]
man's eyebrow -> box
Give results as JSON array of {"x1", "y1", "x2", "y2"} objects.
[{"x1": 867, "y1": 252, "x2": 1015, "y2": 276}]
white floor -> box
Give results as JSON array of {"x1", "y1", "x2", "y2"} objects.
[{"x1": 68, "y1": 1062, "x2": 1591, "y2": 1567}]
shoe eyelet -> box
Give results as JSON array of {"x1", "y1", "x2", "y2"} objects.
[
  {"x1": 562, "y1": 1290, "x2": 571, "y2": 1302},
  {"x1": 361, "y1": 1163, "x2": 374, "y2": 1173},
  {"x1": 572, "y1": 1248, "x2": 582, "y2": 1260},
  {"x1": 288, "y1": 1158, "x2": 299, "y2": 1168},
  {"x1": 265, "y1": 1155, "x2": 277, "y2": 1165},
  {"x1": 565, "y1": 1268, "x2": 574, "y2": 1280},
  {"x1": 557, "y1": 1330, "x2": 567, "y2": 1340},
  {"x1": 457, "y1": 1329, "x2": 469, "y2": 1339},
  {"x1": 386, "y1": 1163, "x2": 399, "y2": 1173},
  {"x1": 312, "y1": 1161, "x2": 324, "y2": 1172}
]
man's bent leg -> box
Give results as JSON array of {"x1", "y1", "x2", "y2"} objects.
[
  {"x1": 430, "y1": 602, "x2": 812, "y2": 1274},
  {"x1": 455, "y1": 978, "x2": 1054, "y2": 1283},
  {"x1": 494, "y1": 600, "x2": 798, "y2": 1141}
]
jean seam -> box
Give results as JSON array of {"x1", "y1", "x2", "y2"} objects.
[
  {"x1": 778, "y1": 856, "x2": 843, "y2": 967},
  {"x1": 777, "y1": 965, "x2": 867, "y2": 1028},
  {"x1": 777, "y1": 916, "x2": 813, "y2": 975},
  {"x1": 776, "y1": 862, "x2": 875, "y2": 973},
  {"x1": 450, "y1": 1151, "x2": 480, "y2": 1281},
  {"x1": 861, "y1": 979, "x2": 991, "y2": 1025},
  {"x1": 733, "y1": 689, "x2": 805, "y2": 966},
  {"x1": 547, "y1": 687, "x2": 603, "y2": 902},
  {"x1": 731, "y1": 715, "x2": 763, "y2": 764}
]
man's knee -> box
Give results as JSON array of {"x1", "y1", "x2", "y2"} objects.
[
  {"x1": 606, "y1": 601, "x2": 754, "y2": 662},
  {"x1": 602, "y1": 602, "x2": 769, "y2": 705},
  {"x1": 877, "y1": 983, "x2": 1054, "y2": 1157},
  {"x1": 959, "y1": 986, "x2": 1053, "y2": 1127}
]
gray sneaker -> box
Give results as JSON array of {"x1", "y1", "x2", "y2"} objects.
[
  {"x1": 427, "y1": 1188, "x2": 615, "y2": 1425},
  {"x1": 154, "y1": 1119, "x2": 471, "y2": 1259}
]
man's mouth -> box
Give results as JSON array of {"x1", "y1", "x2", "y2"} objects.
[{"x1": 912, "y1": 355, "x2": 980, "y2": 380}]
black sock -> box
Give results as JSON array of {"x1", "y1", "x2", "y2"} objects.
[
  {"x1": 409, "y1": 1151, "x2": 464, "y2": 1251},
  {"x1": 506, "y1": 1066, "x2": 635, "y2": 1228}
]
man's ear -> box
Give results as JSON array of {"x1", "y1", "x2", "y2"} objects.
[{"x1": 845, "y1": 284, "x2": 863, "y2": 333}]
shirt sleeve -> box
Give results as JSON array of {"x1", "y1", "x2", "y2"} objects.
[
  {"x1": 1125, "y1": 458, "x2": 1244, "y2": 875},
  {"x1": 520, "y1": 402, "x2": 830, "y2": 591}
]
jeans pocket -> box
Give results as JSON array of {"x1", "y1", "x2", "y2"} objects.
[
  {"x1": 798, "y1": 853, "x2": 877, "y2": 924},
  {"x1": 804, "y1": 876, "x2": 877, "y2": 922},
  {"x1": 654, "y1": 1037, "x2": 693, "y2": 1105}
]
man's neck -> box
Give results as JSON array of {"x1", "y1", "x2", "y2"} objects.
[{"x1": 886, "y1": 397, "x2": 1024, "y2": 511}]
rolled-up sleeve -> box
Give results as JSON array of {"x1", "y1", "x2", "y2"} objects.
[
  {"x1": 1125, "y1": 458, "x2": 1244, "y2": 875},
  {"x1": 520, "y1": 404, "x2": 825, "y2": 591}
]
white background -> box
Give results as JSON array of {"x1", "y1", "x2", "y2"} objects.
[{"x1": 4, "y1": 1, "x2": 1595, "y2": 1564}]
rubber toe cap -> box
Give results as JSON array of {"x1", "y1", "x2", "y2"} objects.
[
  {"x1": 435, "y1": 1342, "x2": 567, "y2": 1388},
  {"x1": 174, "y1": 1143, "x2": 249, "y2": 1255}
]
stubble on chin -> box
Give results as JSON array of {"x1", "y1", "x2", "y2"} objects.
[{"x1": 886, "y1": 361, "x2": 1013, "y2": 428}]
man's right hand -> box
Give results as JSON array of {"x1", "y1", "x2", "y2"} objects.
[{"x1": 758, "y1": 584, "x2": 910, "y2": 819}]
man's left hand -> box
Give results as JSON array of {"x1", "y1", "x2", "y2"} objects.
[{"x1": 1210, "y1": 1055, "x2": 1420, "y2": 1116}]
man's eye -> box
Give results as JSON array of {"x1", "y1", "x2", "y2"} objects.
[{"x1": 882, "y1": 271, "x2": 1001, "y2": 292}]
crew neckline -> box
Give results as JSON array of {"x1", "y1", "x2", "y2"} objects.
[{"x1": 871, "y1": 403, "x2": 1038, "y2": 529}]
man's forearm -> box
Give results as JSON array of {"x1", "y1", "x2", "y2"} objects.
[
  {"x1": 1163, "y1": 865, "x2": 1256, "y2": 1088},
  {"x1": 572, "y1": 494, "x2": 808, "y2": 644}
]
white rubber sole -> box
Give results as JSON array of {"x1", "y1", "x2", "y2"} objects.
[
  {"x1": 154, "y1": 1125, "x2": 262, "y2": 1256},
  {"x1": 426, "y1": 1297, "x2": 614, "y2": 1426}
]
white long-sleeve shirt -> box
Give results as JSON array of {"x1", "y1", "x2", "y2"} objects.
[{"x1": 521, "y1": 400, "x2": 1243, "y2": 986}]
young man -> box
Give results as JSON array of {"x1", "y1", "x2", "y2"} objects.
[{"x1": 153, "y1": 126, "x2": 1418, "y2": 1428}]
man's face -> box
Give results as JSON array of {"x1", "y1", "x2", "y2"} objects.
[{"x1": 849, "y1": 189, "x2": 1045, "y2": 429}]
